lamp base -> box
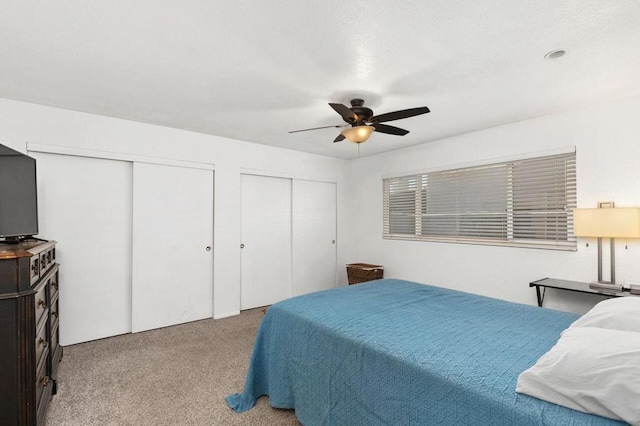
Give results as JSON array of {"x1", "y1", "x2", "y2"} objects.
[{"x1": 588, "y1": 281, "x2": 623, "y2": 292}]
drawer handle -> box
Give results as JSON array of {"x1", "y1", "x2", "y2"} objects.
[
  {"x1": 31, "y1": 260, "x2": 39, "y2": 275},
  {"x1": 38, "y1": 299, "x2": 47, "y2": 309},
  {"x1": 38, "y1": 337, "x2": 48, "y2": 348},
  {"x1": 40, "y1": 377, "x2": 49, "y2": 387},
  {"x1": 52, "y1": 281, "x2": 59, "y2": 290},
  {"x1": 52, "y1": 311, "x2": 59, "y2": 318}
]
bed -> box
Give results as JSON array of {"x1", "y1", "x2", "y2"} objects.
[{"x1": 226, "y1": 279, "x2": 625, "y2": 425}]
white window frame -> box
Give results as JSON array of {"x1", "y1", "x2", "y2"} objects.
[{"x1": 383, "y1": 151, "x2": 577, "y2": 251}]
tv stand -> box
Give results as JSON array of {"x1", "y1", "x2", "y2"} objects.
[{"x1": 0, "y1": 239, "x2": 62, "y2": 425}]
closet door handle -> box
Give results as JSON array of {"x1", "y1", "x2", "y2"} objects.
[
  {"x1": 240, "y1": 244, "x2": 245, "y2": 249},
  {"x1": 205, "y1": 246, "x2": 212, "y2": 252}
]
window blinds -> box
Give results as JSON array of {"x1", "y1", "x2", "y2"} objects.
[{"x1": 382, "y1": 152, "x2": 576, "y2": 250}]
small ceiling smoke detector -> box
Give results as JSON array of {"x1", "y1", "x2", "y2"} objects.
[{"x1": 544, "y1": 49, "x2": 566, "y2": 60}]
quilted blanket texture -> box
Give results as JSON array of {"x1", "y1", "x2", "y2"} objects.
[{"x1": 226, "y1": 279, "x2": 624, "y2": 425}]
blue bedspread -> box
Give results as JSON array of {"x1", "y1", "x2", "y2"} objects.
[{"x1": 226, "y1": 279, "x2": 625, "y2": 425}]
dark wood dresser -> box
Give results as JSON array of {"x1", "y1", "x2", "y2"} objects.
[{"x1": 0, "y1": 240, "x2": 62, "y2": 425}]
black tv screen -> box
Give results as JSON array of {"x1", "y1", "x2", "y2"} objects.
[{"x1": 0, "y1": 144, "x2": 39, "y2": 239}]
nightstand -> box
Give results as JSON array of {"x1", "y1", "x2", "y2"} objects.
[{"x1": 529, "y1": 278, "x2": 638, "y2": 307}]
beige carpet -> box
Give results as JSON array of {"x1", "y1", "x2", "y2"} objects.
[{"x1": 46, "y1": 308, "x2": 298, "y2": 425}]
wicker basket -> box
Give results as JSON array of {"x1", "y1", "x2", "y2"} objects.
[{"x1": 346, "y1": 263, "x2": 384, "y2": 285}]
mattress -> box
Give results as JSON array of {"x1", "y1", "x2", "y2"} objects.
[{"x1": 227, "y1": 279, "x2": 625, "y2": 425}]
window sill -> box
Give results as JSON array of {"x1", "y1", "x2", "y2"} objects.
[{"x1": 382, "y1": 235, "x2": 577, "y2": 251}]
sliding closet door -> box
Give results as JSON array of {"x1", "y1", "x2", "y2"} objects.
[
  {"x1": 292, "y1": 180, "x2": 337, "y2": 296},
  {"x1": 240, "y1": 174, "x2": 291, "y2": 310},
  {"x1": 32, "y1": 152, "x2": 133, "y2": 345},
  {"x1": 132, "y1": 163, "x2": 214, "y2": 333}
]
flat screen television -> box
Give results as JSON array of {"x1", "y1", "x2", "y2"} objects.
[{"x1": 0, "y1": 143, "x2": 39, "y2": 240}]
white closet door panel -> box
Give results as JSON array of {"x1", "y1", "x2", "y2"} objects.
[
  {"x1": 31, "y1": 152, "x2": 132, "y2": 345},
  {"x1": 292, "y1": 180, "x2": 337, "y2": 296},
  {"x1": 240, "y1": 175, "x2": 291, "y2": 310},
  {"x1": 132, "y1": 163, "x2": 213, "y2": 333}
]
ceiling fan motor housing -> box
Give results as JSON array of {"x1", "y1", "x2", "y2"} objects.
[{"x1": 349, "y1": 99, "x2": 373, "y2": 124}]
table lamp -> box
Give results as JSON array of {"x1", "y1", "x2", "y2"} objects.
[{"x1": 573, "y1": 202, "x2": 640, "y2": 290}]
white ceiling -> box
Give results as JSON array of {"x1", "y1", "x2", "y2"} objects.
[{"x1": 2, "y1": 1, "x2": 640, "y2": 159}]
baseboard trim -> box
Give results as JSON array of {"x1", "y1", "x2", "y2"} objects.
[{"x1": 214, "y1": 310, "x2": 240, "y2": 320}]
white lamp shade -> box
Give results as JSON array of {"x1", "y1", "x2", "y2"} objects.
[
  {"x1": 573, "y1": 207, "x2": 640, "y2": 238},
  {"x1": 341, "y1": 125, "x2": 375, "y2": 143}
]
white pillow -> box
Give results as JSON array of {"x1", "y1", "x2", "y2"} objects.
[
  {"x1": 516, "y1": 327, "x2": 640, "y2": 425},
  {"x1": 569, "y1": 296, "x2": 640, "y2": 333}
]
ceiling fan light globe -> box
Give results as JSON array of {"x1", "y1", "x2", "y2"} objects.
[{"x1": 341, "y1": 125, "x2": 375, "y2": 143}]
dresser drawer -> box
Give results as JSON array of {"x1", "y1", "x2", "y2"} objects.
[
  {"x1": 51, "y1": 297, "x2": 59, "y2": 351},
  {"x1": 35, "y1": 349, "x2": 50, "y2": 408},
  {"x1": 51, "y1": 317, "x2": 60, "y2": 373},
  {"x1": 46, "y1": 247, "x2": 54, "y2": 268},
  {"x1": 30, "y1": 255, "x2": 41, "y2": 285},
  {"x1": 35, "y1": 321, "x2": 49, "y2": 369},
  {"x1": 34, "y1": 280, "x2": 48, "y2": 328},
  {"x1": 50, "y1": 269, "x2": 59, "y2": 302},
  {"x1": 51, "y1": 322, "x2": 59, "y2": 354},
  {"x1": 51, "y1": 296, "x2": 60, "y2": 326},
  {"x1": 40, "y1": 251, "x2": 48, "y2": 275},
  {"x1": 50, "y1": 270, "x2": 60, "y2": 353}
]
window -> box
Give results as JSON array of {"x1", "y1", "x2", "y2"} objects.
[{"x1": 383, "y1": 152, "x2": 576, "y2": 250}]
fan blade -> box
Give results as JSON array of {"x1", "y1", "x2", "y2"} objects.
[
  {"x1": 289, "y1": 124, "x2": 344, "y2": 134},
  {"x1": 329, "y1": 103, "x2": 358, "y2": 124},
  {"x1": 333, "y1": 134, "x2": 346, "y2": 143},
  {"x1": 369, "y1": 106, "x2": 430, "y2": 123},
  {"x1": 373, "y1": 124, "x2": 409, "y2": 136}
]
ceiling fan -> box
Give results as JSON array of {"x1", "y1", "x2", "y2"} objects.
[{"x1": 289, "y1": 99, "x2": 430, "y2": 143}]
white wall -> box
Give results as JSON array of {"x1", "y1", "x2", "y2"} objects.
[
  {"x1": 0, "y1": 98, "x2": 349, "y2": 319},
  {"x1": 345, "y1": 94, "x2": 640, "y2": 314},
  {"x1": 3, "y1": 94, "x2": 640, "y2": 319}
]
